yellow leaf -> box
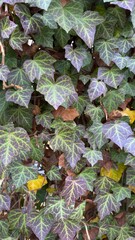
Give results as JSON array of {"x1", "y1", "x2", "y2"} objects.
[
  {"x1": 128, "y1": 185, "x2": 135, "y2": 193},
  {"x1": 90, "y1": 216, "x2": 99, "y2": 223},
  {"x1": 100, "y1": 163, "x2": 126, "y2": 182},
  {"x1": 120, "y1": 108, "x2": 135, "y2": 124},
  {"x1": 46, "y1": 187, "x2": 56, "y2": 194},
  {"x1": 27, "y1": 175, "x2": 47, "y2": 191}
]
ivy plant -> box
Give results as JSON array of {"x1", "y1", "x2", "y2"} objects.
[{"x1": 0, "y1": 0, "x2": 135, "y2": 240}]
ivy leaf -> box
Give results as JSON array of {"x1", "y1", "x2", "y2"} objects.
[
  {"x1": 70, "y1": 201, "x2": 86, "y2": 220},
  {"x1": 89, "y1": 122, "x2": 107, "y2": 149},
  {"x1": 124, "y1": 136, "x2": 135, "y2": 155},
  {"x1": 61, "y1": 176, "x2": 87, "y2": 205},
  {"x1": 42, "y1": 11, "x2": 57, "y2": 29},
  {"x1": 53, "y1": 219, "x2": 80, "y2": 240},
  {"x1": 14, "y1": 4, "x2": 43, "y2": 34},
  {"x1": 85, "y1": 104, "x2": 104, "y2": 122},
  {"x1": 29, "y1": 137, "x2": 44, "y2": 162},
  {"x1": 0, "y1": 91, "x2": 10, "y2": 125},
  {"x1": 35, "y1": 111, "x2": 54, "y2": 129},
  {"x1": 95, "y1": 191, "x2": 121, "y2": 220},
  {"x1": 94, "y1": 176, "x2": 115, "y2": 194},
  {"x1": 46, "y1": 166, "x2": 62, "y2": 181},
  {"x1": 107, "y1": 6, "x2": 126, "y2": 29},
  {"x1": 6, "y1": 161, "x2": 37, "y2": 189},
  {"x1": 117, "y1": 37, "x2": 134, "y2": 53},
  {"x1": 48, "y1": 0, "x2": 83, "y2": 33},
  {"x1": 8, "y1": 106, "x2": 33, "y2": 132},
  {"x1": 9, "y1": 27, "x2": 29, "y2": 51},
  {"x1": 83, "y1": 148, "x2": 103, "y2": 166},
  {"x1": 112, "y1": 53, "x2": 128, "y2": 70},
  {"x1": 88, "y1": 78, "x2": 107, "y2": 101},
  {"x1": 37, "y1": 75, "x2": 77, "y2": 110},
  {"x1": 102, "y1": 89, "x2": 125, "y2": 113},
  {"x1": 25, "y1": 0, "x2": 52, "y2": 11},
  {"x1": 6, "y1": 88, "x2": 33, "y2": 108},
  {"x1": 95, "y1": 38, "x2": 117, "y2": 65},
  {"x1": 73, "y1": 11, "x2": 104, "y2": 48},
  {"x1": 27, "y1": 210, "x2": 54, "y2": 240},
  {"x1": 112, "y1": 185, "x2": 131, "y2": 202},
  {"x1": 116, "y1": 224, "x2": 134, "y2": 240},
  {"x1": 96, "y1": 20, "x2": 115, "y2": 40},
  {"x1": 103, "y1": 121, "x2": 133, "y2": 149},
  {"x1": 131, "y1": 6, "x2": 135, "y2": 27},
  {"x1": 0, "y1": 17, "x2": 17, "y2": 39},
  {"x1": 34, "y1": 26, "x2": 54, "y2": 48},
  {"x1": 8, "y1": 209, "x2": 28, "y2": 236},
  {"x1": 44, "y1": 197, "x2": 71, "y2": 221},
  {"x1": 98, "y1": 66, "x2": 124, "y2": 89},
  {"x1": 111, "y1": 0, "x2": 135, "y2": 11},
  {"x1": 120, "y1": 81, "x2": 135, "y2": 97},
  {"x1": 125, "y1": 154, "x2": 135, "y2": 169},
  {"x1": 64, "y1": 45, "x2": 86, "y2": 72},
  {"x1": 55, "y1": 28, "x2": 70, "y2": 48},
  {"x1": 0, "y1": 194, "x2": 11, "y2": 211},
  {"x1": 0, "y1": 124, "x2": 30, "y2": 166},
  {"x1": 23, "y1": 50, "x2": 56, "y2": 82},
  {"x1": 126, "y1": 168, "x2": 135, "y2": 186},
  {"x1": 0, "y1": 220, "x2": 9, "y2": 239},
  {"x1": 126, "y1": 57, "x2": 135, "y2": 74},
  {"x1": 73, "y1": 95, "x2": 89, "y2": 115},
  {"x1": 79, "y1": 167, "x2": 97, "y2": 191},
  {"x1": 7, "y1": 68, "x2": 31, "y2": 87},
  {"x1": 0, "y1": 65, "x2": 10, "y2": 81}
]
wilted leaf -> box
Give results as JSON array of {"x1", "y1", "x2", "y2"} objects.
[
  {"x1": 27, "y1": 175, "x2": 48, "y2": 191},
  {"x1": 100, "y1": 163, "x2": 126, "y2": 182},
  {"x1": 53, "y1": 106, "x2": 79, "y2": 121}
]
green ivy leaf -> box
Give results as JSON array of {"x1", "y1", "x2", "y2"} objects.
[
  {"x1": 94, "y1": 176, "x2": 115, "y2": 194},
  {"x1": 73, "y1": 95, "x2": 88, "y2": 115},
  {"x1": 117, "y1": 37, "x2": 134, "y2": 53},
  {"x1": 7, "y1": 68, "x2": 31, "y2": 87},
  {"x1": 6, "y1": 161, "x2": 37, "y2": 189},
  {"x1": 83, "y1": 148, "x2": 103, "y2": 166},
  {"x1": 6, "y1": 88, "x2": 33, "y2": 108},
  {"x1": 126, "y1": 57, "x2": 135, "y2": 74},
  {"x1": 95, "y1": 38, "x2": 118, "y2": 65},
  {"x1": 23, "y1": 50, "x2": 56, "y2": 82},
  {"x1": 48, "y1": 0, "x2": 83, "y2": 33},
  {"x1": 0, "y1": 220, "x2": 9, "y2": 239},
  {"x1": 85, "y1": 104, "x2": 104, "y2": 122},
  {"x1": 35, "y1": 111, "x2": 54, "y2": 129},
  {"x1": 125, "y1": 154, "x2": 135, "y2": 169},
  {"x1": 61, "y1": 176, "x2": 87, "y2": 205},
  {"x1": 27, "y1": 210, "x2": 54, "y2": 240},
  {"x1": 126, "y1": 168, "x2": 135, "y2": 186},
  {"x1": 0, "y1": 123, "x2": 30, "y2": 166},
  {"x1": 112, "y1": 53, "x2": 128, "y2": 70},
  {"x1": 34, "y1": 26, "x2": 54, "y2": 48},
  {"x1": 124, "y1": 136, "x2": 135, "y2": 156},
  {"x1": 55, "y1": 28, "x2": 70, "y2": 48},
  {"x1": 25, "y1": 0, "x2": 52, "y2": 11},
  {"x1": 45, "y1": 197, "x2": 71, "y2": 221},
  {"x1": 0, "y1": 194, "x2": 11, "y2": 211},
  {"x1": 29, "y1": 137, "x2": 44, "y2": 162},
  {"x1": 0, "y1": 17, "x2": 17, "y2": 39},
  {"x1": 112, "y1": 185, "x2": 131, "y2": 202},
  {"x1": 46, "y1": 166, "x2": 62, "y2": 181},
  {"x1": 116, "y1": 224, "x2": 134, "y2": 240},
  {"x1": 42, "y1": 11, "x2": 57, "y2": 29},
  {"x1": 9, "y1": 27, "x2": 29, "y2": 51},
  {"x1": 95, "y1": 191, "x2": 121, "y2": 220},
  {"x1": 79, "y1": 167, "x2": 97, "y2": 191},
  {"x1": 88, "y1": 78, "x2": 107, "y2": 101},
  {"x1": 89, "y1": 122, "x2": 107, "y2": 149},
  {"x1": 37, "y1": 75, "x2": 77, "y2": 110},
  {"x1": 70, "y1": 201, "x2": 86, "y2": 220}
]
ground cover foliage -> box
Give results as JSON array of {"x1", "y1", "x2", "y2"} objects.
[{"x1": 0, "y1": 0, "x2": 135, "y2": 239}]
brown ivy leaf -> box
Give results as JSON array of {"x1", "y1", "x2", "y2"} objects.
[
  {"x1": 32, "y1": 105, "x2": 41, "y2": 115},
  {"x1": 53, "y1": 106, "x2": 79, "y2": 121},
  {"x1": 115, "y1": 212, "x2": 126, "y2": 226},
  {"x1": 119, "y1": 98, "x2": 132, "y2": 110},
  {"x1": 61, "y1": 0, "x2": 70, "y2": 6}
]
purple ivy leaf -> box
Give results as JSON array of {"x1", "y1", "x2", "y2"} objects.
[
  {"x1": 94, "y1": 191, "x2": 121, "y2": 220},
  {"x1": 37, "y1": 75, "x2": 77, "y2": 110},
  {"x1": 14, "y1": 4, "x2": 43, "y2": 34},
  {"x1": 23, "y1": 50, "x2": 56, "y2": 82},
  {"x1": 0, "y1": 194, "x2": 11, "y2": 211},
  {"x1": 0, "y1": 65, "x2": 10, "y2": 81},
  {"x1": 98, "y1": 66, "x2": 124, "y2": 89},
  {"x1": 83, "y1": 148, "x2": 103, "y2": 166},
  {"x1": 27, "y1": 210, "x2": 54, "y2": 240},
  {"x1": 64, "y1": 45, "x2": 86, "y2": 72},
  {"x1": 88, "y1": 78, "x2": 107, "y2": 101},
  {"x1": 53, "y1": 219, "x2": 80, "y2": 240},
  {"x1": 9, "y1": 27, "x2": 29, "y2": 51},
  {"x1": 117, "y1": 37, "x2": 134, "y2": 53},
  {"x1": 73, "y1": 11, "x2": 104, "y2": 48},
  {"x1": 112, "y1": 53, "x2": 129, "y2": 70},
  {"x1": 111, "y1": 0, "x2": 135, "y2": 12},
  {"x1": 6, "y1": 87, "x2": 33, "y2": 108},
  {"x1": 103, "y1": 121, "x2": 133, "y2": 149},
  {"x1": 25, "y1": 0, "x2": 52, "y2": 11},
  {"x1": 61, "y1": 176, "x2": 87, "y2": 205},
  {"x1": 64, "y1": 140, "x2": 85, "y2": 169},
  {"x1": 0, "y1": 0, "x2": 25, "y2": 5},
  {"x1": 126, "y1": 168, "x2": 135, "y2": 186},
  {"x1": 7, "y1": 68, "x2": 31, "y2": 87},
  {"x1": 124, "y1": 136, "x2": 135, "y2": 156},
  {"x1": 0, "y1": 17, "x2": 17, "y2": 39},
  {"x1": 126, "y1": 57, "x2": 135, "y2": 74}
]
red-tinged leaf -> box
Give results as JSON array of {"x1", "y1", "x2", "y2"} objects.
[{"x1": 61, "y1": 176, "x2": 87, "y2": 205}]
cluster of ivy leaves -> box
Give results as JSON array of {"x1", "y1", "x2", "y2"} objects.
[{"x1": 0, "y1": 0, "x2": 135, "y2": 239}]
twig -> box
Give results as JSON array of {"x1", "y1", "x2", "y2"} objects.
[
  {"x1": 82, "y1": 221, "x2": 91, "y2": 240},
  {"x1": 100, "y1": 100, "x2": 108, "y2": 120}
]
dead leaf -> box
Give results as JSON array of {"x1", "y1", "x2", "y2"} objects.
[
  {"x1": 100, "y1": 163, "x2": 126, "y2": 182},
  {"x1": 82, "y1": 227, "x2": 99, "y2": 240},
  {"x1": 32, "y1": 105, "x2": 41, "y2": 115},
  {"x1": 120, "y1": 108, "x2": 135, "y2": 124},
  {"x1": 119, "y1": 98, "x2": 131, "y2": 110},
  {"x1": 128, "y1": 185, "x2": 135, "y2": 193},
  {"x1": 27, "y1": 175, "x2": 47, "y2": 191},
  {"x1": 115, "y1": 212, "x2": 126, "y2": 226},
  {"x1": 53, "y1": 106, "x2": 79, "y2": 121}
]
